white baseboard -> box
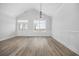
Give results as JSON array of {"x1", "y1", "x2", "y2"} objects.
[
  {"x1": 51, "y1": 34, "x2": 79, "y2": 55},
  {"x1": 0, "y1": 33, "x2": 16, "y2": 41}
]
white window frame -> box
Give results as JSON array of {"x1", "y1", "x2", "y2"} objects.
[
  {"x1": 33, "y1": 20, "x2": 46, "y2": 31},
  {"x1": 17, "y1": 20, "x2": 28, "y2": 31}
]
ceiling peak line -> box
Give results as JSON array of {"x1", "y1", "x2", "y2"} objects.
[{"x1": 53, "y1": 3, "x2": 64, "y2": 16}]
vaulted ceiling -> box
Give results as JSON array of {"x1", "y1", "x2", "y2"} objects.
[{"x1": 0, "y1": 3, "x2": 63, "y2": 18}]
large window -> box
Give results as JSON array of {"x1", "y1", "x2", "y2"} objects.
[
  {"x1": 17, "y1": 20, "x2": 28, "y2": 31},
  {"x1": 33, "y1": 20, "x2": 46, "y2": 31},
  {"x1": 17, "y1": 20, "x2": 47, "y2": 32}
]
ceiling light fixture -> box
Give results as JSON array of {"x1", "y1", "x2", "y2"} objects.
[{"x1": 40, "y1": 3, "x2": 42, "y2": 18}]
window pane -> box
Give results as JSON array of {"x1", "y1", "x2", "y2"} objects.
[
  {"x1": 34, "y1": 20, "x2": 39, "y2": 30},
  {"x1": 17, "y1": 20, "x2": 28, "y2": 31},
  {"x1": 17, "y1": 20, "x2": 28, "y2": 23},
  {"x1": 40, "y1": 20, "x2": 46, "y2": 29},
  {"x1": 19, "y1": 23, "x2": 23, "y2": 30},
  {"x1": 33, "y1": 20, "x2": 46, "y2": 30},
  {"x1": 24, "y1": 24, "x2": 28, "y2": 30}
]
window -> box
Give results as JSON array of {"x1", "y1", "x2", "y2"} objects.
[
  {"x1": 24, "y1": 24, "x2": 28, "y2": 30},
  {"x1": 17, "y1": 20, "x2": 28, "y2": 23},
  {"x1": 33, "y1": 20, "x2": 46, "y2": 31},
  {"x1": 17, "y1": 20, "x2": 28, "y2": 31},
  {"x1": 19, "y1": 23, "x2": 23, "y2": 30}
]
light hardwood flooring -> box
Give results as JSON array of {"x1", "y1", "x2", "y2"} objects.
[{"x1": 0, "y1": 36, "x2": 78, "y2": 56}]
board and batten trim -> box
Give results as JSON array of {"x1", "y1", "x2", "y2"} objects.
[
  {"x1": 0, "y1": 33, "x2": 16, "y2": 41},
  {"x1": 51, "y1": 32, "x2": 79, "y2": 55}
]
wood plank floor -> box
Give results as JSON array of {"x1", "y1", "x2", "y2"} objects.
[{"x1": 0, "y1": 36, "x2": 78, "y2": 56}]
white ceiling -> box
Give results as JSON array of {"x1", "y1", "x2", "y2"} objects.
[{"x1": 0, "y1": 3, "x2": 63, "y2": 18}]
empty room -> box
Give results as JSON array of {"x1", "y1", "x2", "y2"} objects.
[{"x1": 0, "y1": 3, "x2": 79, "y2": 56}]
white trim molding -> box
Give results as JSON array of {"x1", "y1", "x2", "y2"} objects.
[{"x1": 51, "y1": 33, "x2": 79, "y2": 55}]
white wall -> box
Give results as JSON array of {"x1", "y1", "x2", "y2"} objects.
[
  {"x1": 0, "y1": 12, "x2": 16, "y2": 41},
  {"x1": 16, "y1": 9, "x2": 52, "y2": 36},
  {"x1": 52, "y1": 3, "x2": 79, "y2": 54}
]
